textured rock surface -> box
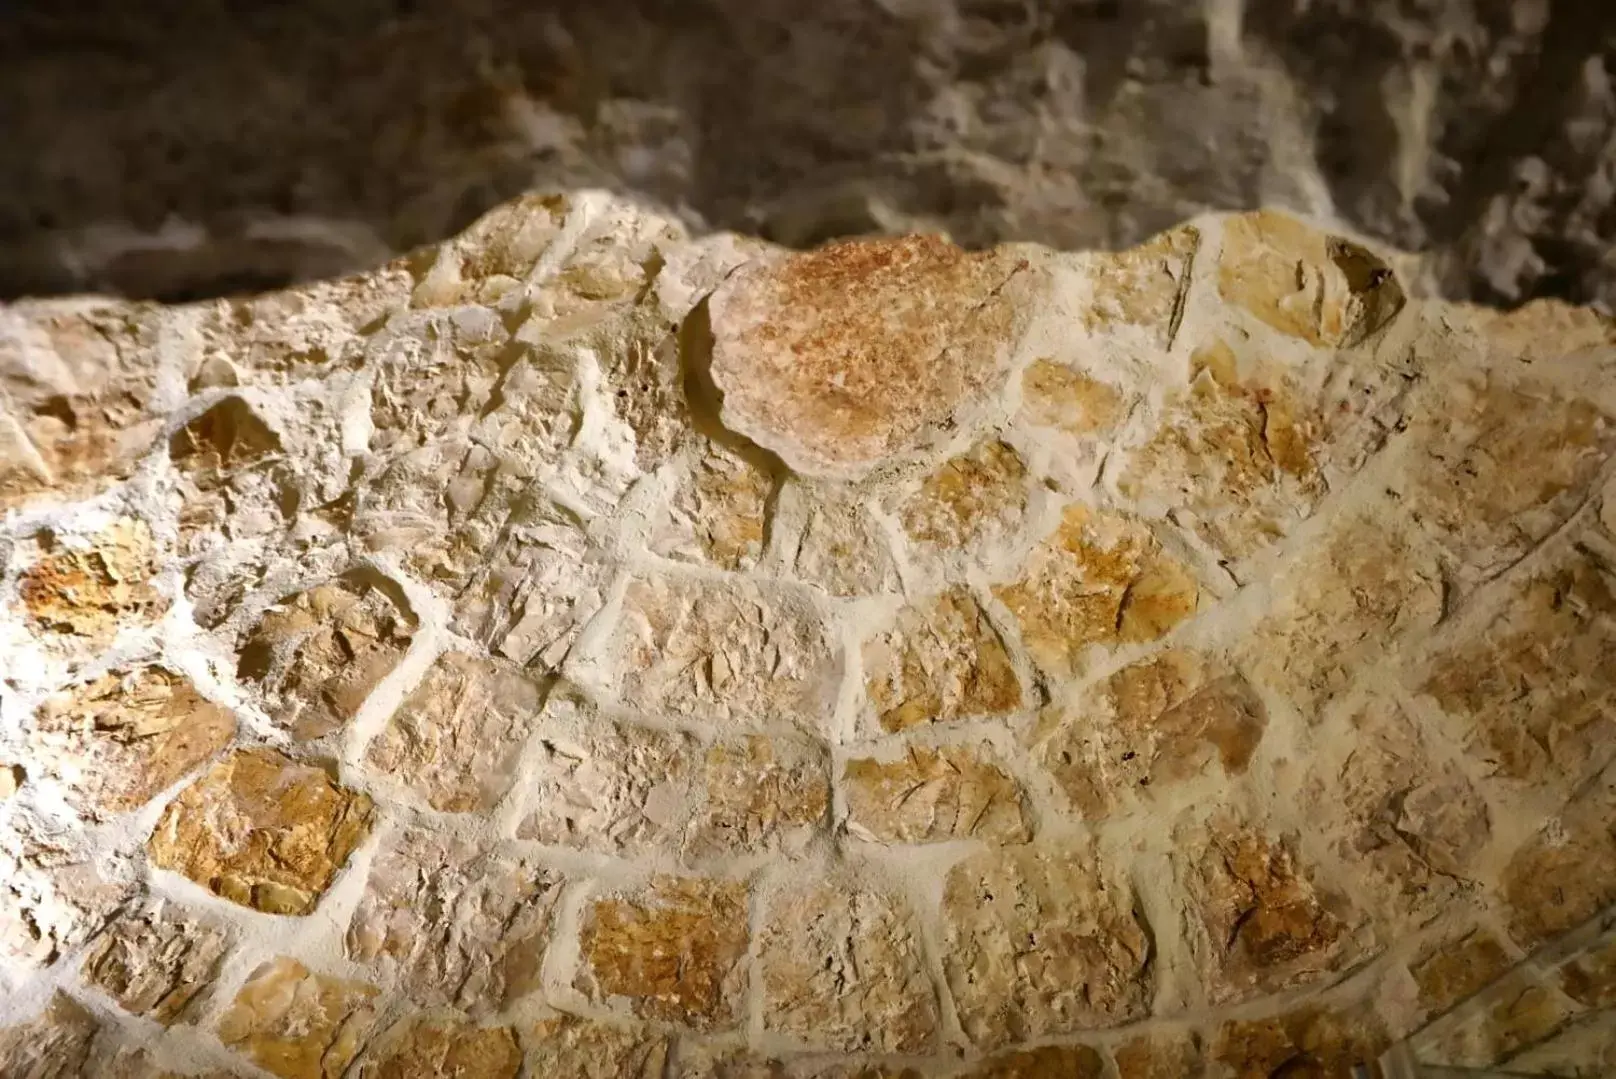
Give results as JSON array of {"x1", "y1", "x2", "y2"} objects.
[{"x1": 0, "y1": 193, "x2": 1613, "y2": 1075}]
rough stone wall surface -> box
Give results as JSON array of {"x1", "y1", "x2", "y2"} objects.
[
  {"x1": 0, "y1": 191, "x2": 1613, "y2": 1076},
  {"x1": 4, "y1": 1, "x2": 1616, "y2": 315}
]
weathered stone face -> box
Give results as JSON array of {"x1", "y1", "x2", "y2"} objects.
[
  {"x1": 861, "y1": 588, "x2": 1021, "y2": 735},
  {"x1": 236, "y1": 572, "x2": 414, "y2": 740},
  {"x1": 18, "y1": 517, "x2": 166, "y2": 642},
  {"x1": 81, "y1": 904, "x2": 231, "y2": 1026},
  {"x1": 363, "y1": 651, "x2": 545, "y2": 813},
  {"x1": 32, "y1": 666, "x2": 236, "y2": 818},
  {"x1": 1176, "y1": 820, "x2": 1364, "y2": 1004},
  {"x1": 216, "y1": 958, "x2": 380, "y2": 1079},
  {"x1": 1030, "y1": 650, "x2": 1265, "y2": 819},
  {"x1": 995, "y1": 505, "x2": 1198, "y2": 677},
  {"x1": 146, "y1": 747, "x2": 374, "y2": 915},
  {"x1": 758, "y1": 875, "x2": 939, "y2": 1053},
  {"x1": 345, "y1": 831, "x2": 560, "y2": 1015},
  {"x1": 3, "y1": 195, "x2": 1616, "y2": 1075},
  {"x1": 842, "y1": 745, "x2": 1030, "y2": 845},
  {"x1": 940, "y1": 845, "x2": 1153, "y2": 1047},
  {"x1": 709, "y1": 237, "x2": 1038, "y2": 478},
  {"x1": 576, "y1": 875, "x2": 750, "y2": 1030}
]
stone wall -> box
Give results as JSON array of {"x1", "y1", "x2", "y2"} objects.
[{"x1": 0, "y1": 192, "x2": 1613, "y2": 1076}]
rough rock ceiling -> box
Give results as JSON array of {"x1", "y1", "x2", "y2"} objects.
[
  {"x1": 0, "y1": 191, "x2": 1613, "y2": 1076},
  {"x1": 3, "y1": 0, "x2": 1616, "y2": 308}
]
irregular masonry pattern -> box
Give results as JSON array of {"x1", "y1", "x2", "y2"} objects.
[{"x1": 0, "y1": 191, "x2": 1612, "y2": 1076}]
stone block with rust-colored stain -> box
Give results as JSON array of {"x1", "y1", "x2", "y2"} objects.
[
  {"x1": 345, "y1": 830, "x2": 560, "y2": 1015},
  {"x1": 758, "y1": 875, "x2": 939, "y2": 1053},
  {"x1": 1560, "y1": 932, "x2": 1616, "y2": 1008},
  {"x1": 1176, "y1": 819, "x2": 1366, "y2": 1004},
  {"x1": 842, "y1": 744, "x2": 1030, "y2": 845},
  {"x1": 18, "y1": 517, "x2": 166, "y2": 641},
  {"x1": 899, "y1": 439, "x2": 1030, "y2": 557},
  {"x1": 1410, "y1": 930, "x2": 1515, "y2": 1016},
  {"x1": 364, "y1": 651, "x2": 545, "y2": 814},
  {"x1": 1030, "y1": 650, "x2": 1265, "y2": 820},
  {"x1": 994, "y1": 505, "x2": 1199, "y2": 678},
  {"x1": 1212, "y1": 1005, "x2": 1388, "y2": 1078},
  {"x1": 708, "y1": 236, "x2": 1039, "y2": 478},
  {"x1": 576, "y1": 575, "x2": 838, "y2": 732},
  {"x1": 1217, "y1": 211, "x2": 1405, "y2": 347},
  {"x1": 81, "y1": 904, "x2": 231, "y2": 1026},
  {"x1": 940, "y1": 843, "x2": 1153, "y2": 1047},
  {"x1": 32, "y1": 665, "x2": 236, "y2": 818},
  {"x1": 576, "y1": 875, "x2": 750, "y2": 1030},
  {"x1": 1020, "y1": 359, "x2": 1128, "y2": 437},
  {"x1": 352, "y1": 1014, "x2": 522, "y2": 1079},
  {"x1": 236, "y1": 572, "x2": 415, "y2": 741},
  {"x1": 146, "y1": 746, "x2": 374, "y2": 915},
  {"x1": 1113, "y1": 1032, "x2": 1207, "y2": 1079},
  {"x1": 959, "y1": 1045, "x2": 1107, "y2": 1079},
  {"x1": 216, "y1": 957, "x2": 380, "y2": 1079},
  {"x1": 862, "y1": 587, "x2": 1022, "y2": 734}
]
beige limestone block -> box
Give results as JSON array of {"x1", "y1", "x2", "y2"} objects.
[
  {"x1": 352, "y1": 1014, "x2": 522, "y2": 1079},
  {"x1": 1504, "y1": 1008, "x2": 1616, "y2": 1079},
  {"x1": 994, "y1": 504, "x2": 1199, "y2": 677},
  {"x1": 1029, "y1": 650, "x2": 1265, "y2": 819},
  {"x1": 960, "y1": 1045, "x2": 1107, "y2": 1078},
  {"x1": 899, "y1": 438, "x2": 1030, "y2": 557},
  {"x1": 1216, "y1": 211, "x2": 1405, "y2": 347},
  {"x1": 1211, "y1": 1005, "x2": 1388, "y2": 1078},
  {"x1": 1019, "y1": 358, "x2": 1128, "y2": 437},
  {"x1": 1499, "y1": 763, "x2": 1616, "y2": 948},
  {"x1": 0, "y1": 990, "x2": 100, "y2": 1078},
  {"x1": 842, "y1": 744, "x2": 1031, "y2": 845},
  {"x1": 364, "y1": 303, "x2": 515, "y2": 454},
  {"x1": 32, "y1": 665, "x2": 236, "y2": 818},
  {"x1": 1080, "y1": 224, "x2": 1198, "y2": 344},
  {"x1": 861, "y1": 587, "x2": 1022, "y2": 734},
  {"x1": 940, "y1": 843, "x2": 1152, "y2": 1046},
  {"x1": 757, "y1": 875, "x2": 939, "y2": 1052},
  {"x1": 236, "y1": 572, "x2": 414, "y2": 741},
  {"x1": 708, "y1": 235, "x2": 1038, "y2": 478},
  {"x1": 1175, "y1": 818, "x2": 1366, "y2": 1004},
  {"x1": 1474, "y1": 297, "x2": 1616, "y2": 363},
  {"x1": 146, "y1": 747, "x2": 374, "y2": 915},
  {"x1": 1421, "y1": 549, "x2": 1616, "y2": 794},
  {"x1": 576, "y1": 875, "x2": 750, "y2": 1030},
  {"x1": 655, "y1": 440, "x2": 774, "y2": 572},
  {"x1": 1112, "y1": 1032, "x2": 1207, "y2": 1079},
  {"x1": 1244, "y1": 506, "x2": 1442, "y2": 715},
  {"x1": 1410, "y1": 930, "x2": 1515, "y2": 1017},
  {"x1": 789, "y1": 488, "x2": 902, "y2": 597},
  {"x1": 217, "y1": 957, "x2": 380, "y2": 1079},
  {"x1": 364, "y1": 651, "x2": 545, "y2": 814},
  {"x1": 18, "y1": 517, "x2": 166, "y2": 641},
  {"x1": 345, "y1": 830, "x2": 560, "y2": 1015},
  {"x1": 81, "y1": 904, "x2": 231, "y2": 1026},
  {"x1": 523, "y1": 718, "x2": 826, "y2": 863},
  {"x1": 1300, "y1": 699, "x2": 1490, "y2": 926},
  {"x1": 580, "y1": 575, "x2": 837, "y2": 732},
  {"x1": 0, "y1": 303, "x2": 165, "y2": 510},
  {"x1": 520, "y1": 1016, "x2": 669, "y2": 1079}
]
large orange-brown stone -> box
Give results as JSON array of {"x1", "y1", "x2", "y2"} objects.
[
  {"x1": 576, "y1": 875, "x2": 750, "y2": 1030},
  {"x1": 352, "y1": 1014, "x2": 522, "y2": 1079},
  {"x1": 146, "y1": 747, "x2": 374, "y2": 915},
  {"x1": 709, "y1": 236, "x2": 1038, "y2": 477},
  {"x1": 18, "y1": 517, "x2": 166, "y2": 642}
]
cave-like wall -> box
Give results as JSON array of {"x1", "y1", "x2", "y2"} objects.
[{"x1": 3, "y1": 0, "x2": 1615, "y2": 306}]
